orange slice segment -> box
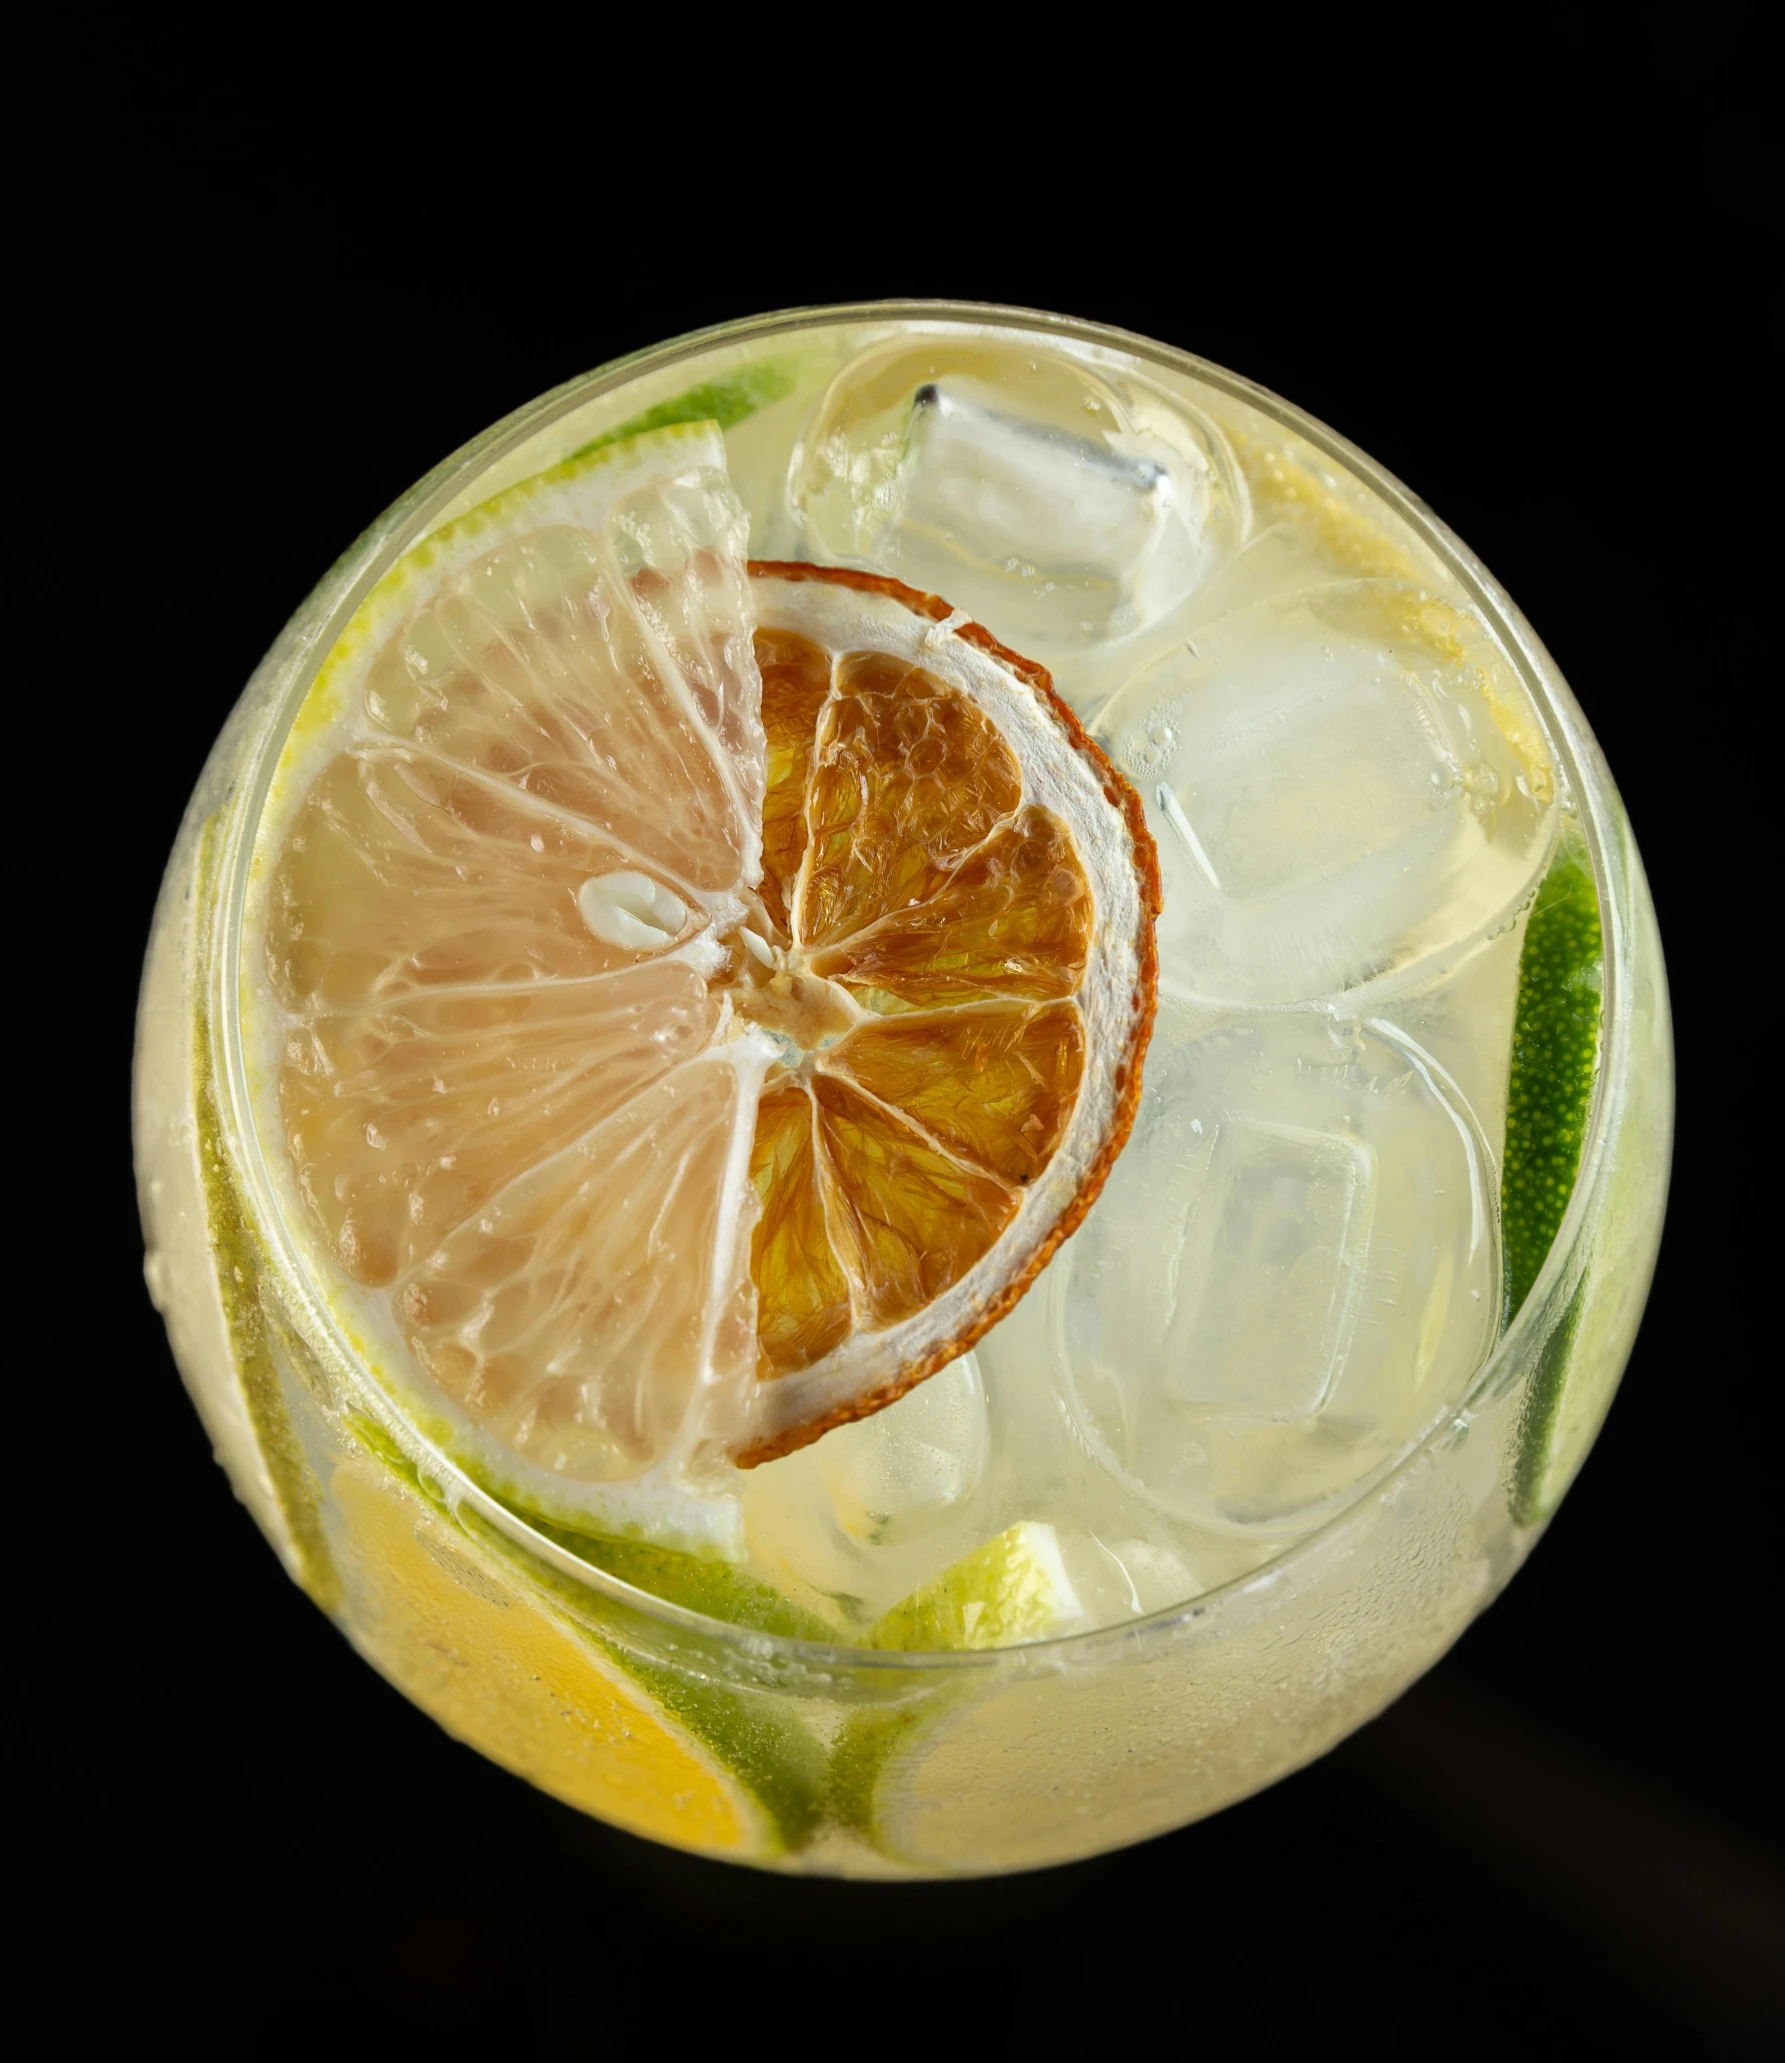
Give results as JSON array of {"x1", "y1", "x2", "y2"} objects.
[
  {"x1": 246, "y1": 434, "x2": 1156, "y2": 1552},
  {"x1": 811, "y1": 804, "x2": 1093, "y2": 1009},
  {"x1": 809, "y1": 1071, "x2": 1020, "y2": 1331},
  {"x1": 801, "y1": 648, "x2": 1023, "y2": 946},
  {"x1": 280, "y1": 961, "x2": 717, "y2": 1285},
  {"x1": 825, "y1": 1003, "x2": 1087, "y2": 1186},
  {"x1": 757, "y1": 629, "x2": 833, "y2": 933}
]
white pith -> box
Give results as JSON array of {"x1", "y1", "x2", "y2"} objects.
[{"x1": 239, "y1": 427, "x2": 1150, "y2": 1557}]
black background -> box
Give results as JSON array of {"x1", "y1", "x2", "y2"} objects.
[{"x1": 72, "y1": 15, "x2": 1776, "y2": 2054}]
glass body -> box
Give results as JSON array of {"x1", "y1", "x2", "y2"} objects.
[{"x1": 135, "y1": 304, "x2": 1671, "y2": 1876}]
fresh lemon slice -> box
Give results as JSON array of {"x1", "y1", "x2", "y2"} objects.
[
  {"x1": 327, "y1": 1429, "x2": 824, "y2": 1853},
  {"x1": 245, "y1": 426, "x2": 1158, "y2": 1558}
]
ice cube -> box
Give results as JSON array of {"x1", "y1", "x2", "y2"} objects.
[
  {"x1": 1049, "y1": 1533, "x2": 1227, "y2": 1627},
  {"x1": 1165, "y1": 519, "x2": 1335, "y2": 637},
  {"x1": 896, "y1": 384, "x2": 1171, "y2": 598},
  {"x1": 1154, "y1": 1116, "x2": 1376, "y2": 1419},
  {"x1": 816, "y1": 1355, "x2": 991, "y2": 1548},
  {"x1": 791, "y1": 340, "x2": 1244, "y2": 672},
  {"x1": 1099, "y1": 580, "x2": 1557, "y2": 1007},
  {"x1": 739, "y1": 1354, "x2": 991, "y2": 1627},
  {"x1": 1054, "y1": 1001, "x2": 1499, "y2": 1534}
]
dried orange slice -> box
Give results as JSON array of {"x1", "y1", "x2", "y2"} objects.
[
  {"x1": 245, "y1": 428, "x2": 1157, "y2": 1553},
  {"x1": 735, "y1": 564, "x2": 1157, "y2": 1462}
]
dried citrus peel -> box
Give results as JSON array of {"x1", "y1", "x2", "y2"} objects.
[{"x1": 727, "y1": 566, "x2": 1159, "y2": 1464}]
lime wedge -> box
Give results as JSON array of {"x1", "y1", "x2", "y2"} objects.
[
  {"x1": 862, "y1": 1521, "x2": 1083, "y2": 1652},
  {"x1": 1501, "y1": 837, "x2": 1605, "y2": 1522},
  {"x1": 831, "y1": 1523, "x2": 1082, "y2": 1852},
  {"x1": 1503, "y1": 838, "x2": 1604, "y2": 1321}
]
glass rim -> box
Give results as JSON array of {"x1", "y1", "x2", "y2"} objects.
[{"x1": 210, "y1": 299, "x2": 1638, "y2": 1677}]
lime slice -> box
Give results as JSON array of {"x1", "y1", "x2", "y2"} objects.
[
  {"x1": 831, "y1": 1523, "x2": 1082, "y2": 1851},
  {"x1": 532, "y1": 1517, "x2": 836, "y2": 1645},
  {"x1": 340, "y1": 1418, "x2": 828, "y2": 1854},
  {"x1": 566, "y1": 356, "x2": 804, "y2": 461},
  {"x1": 1501, "y1": 837, "x2": 1605, "y2": 1522}
]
